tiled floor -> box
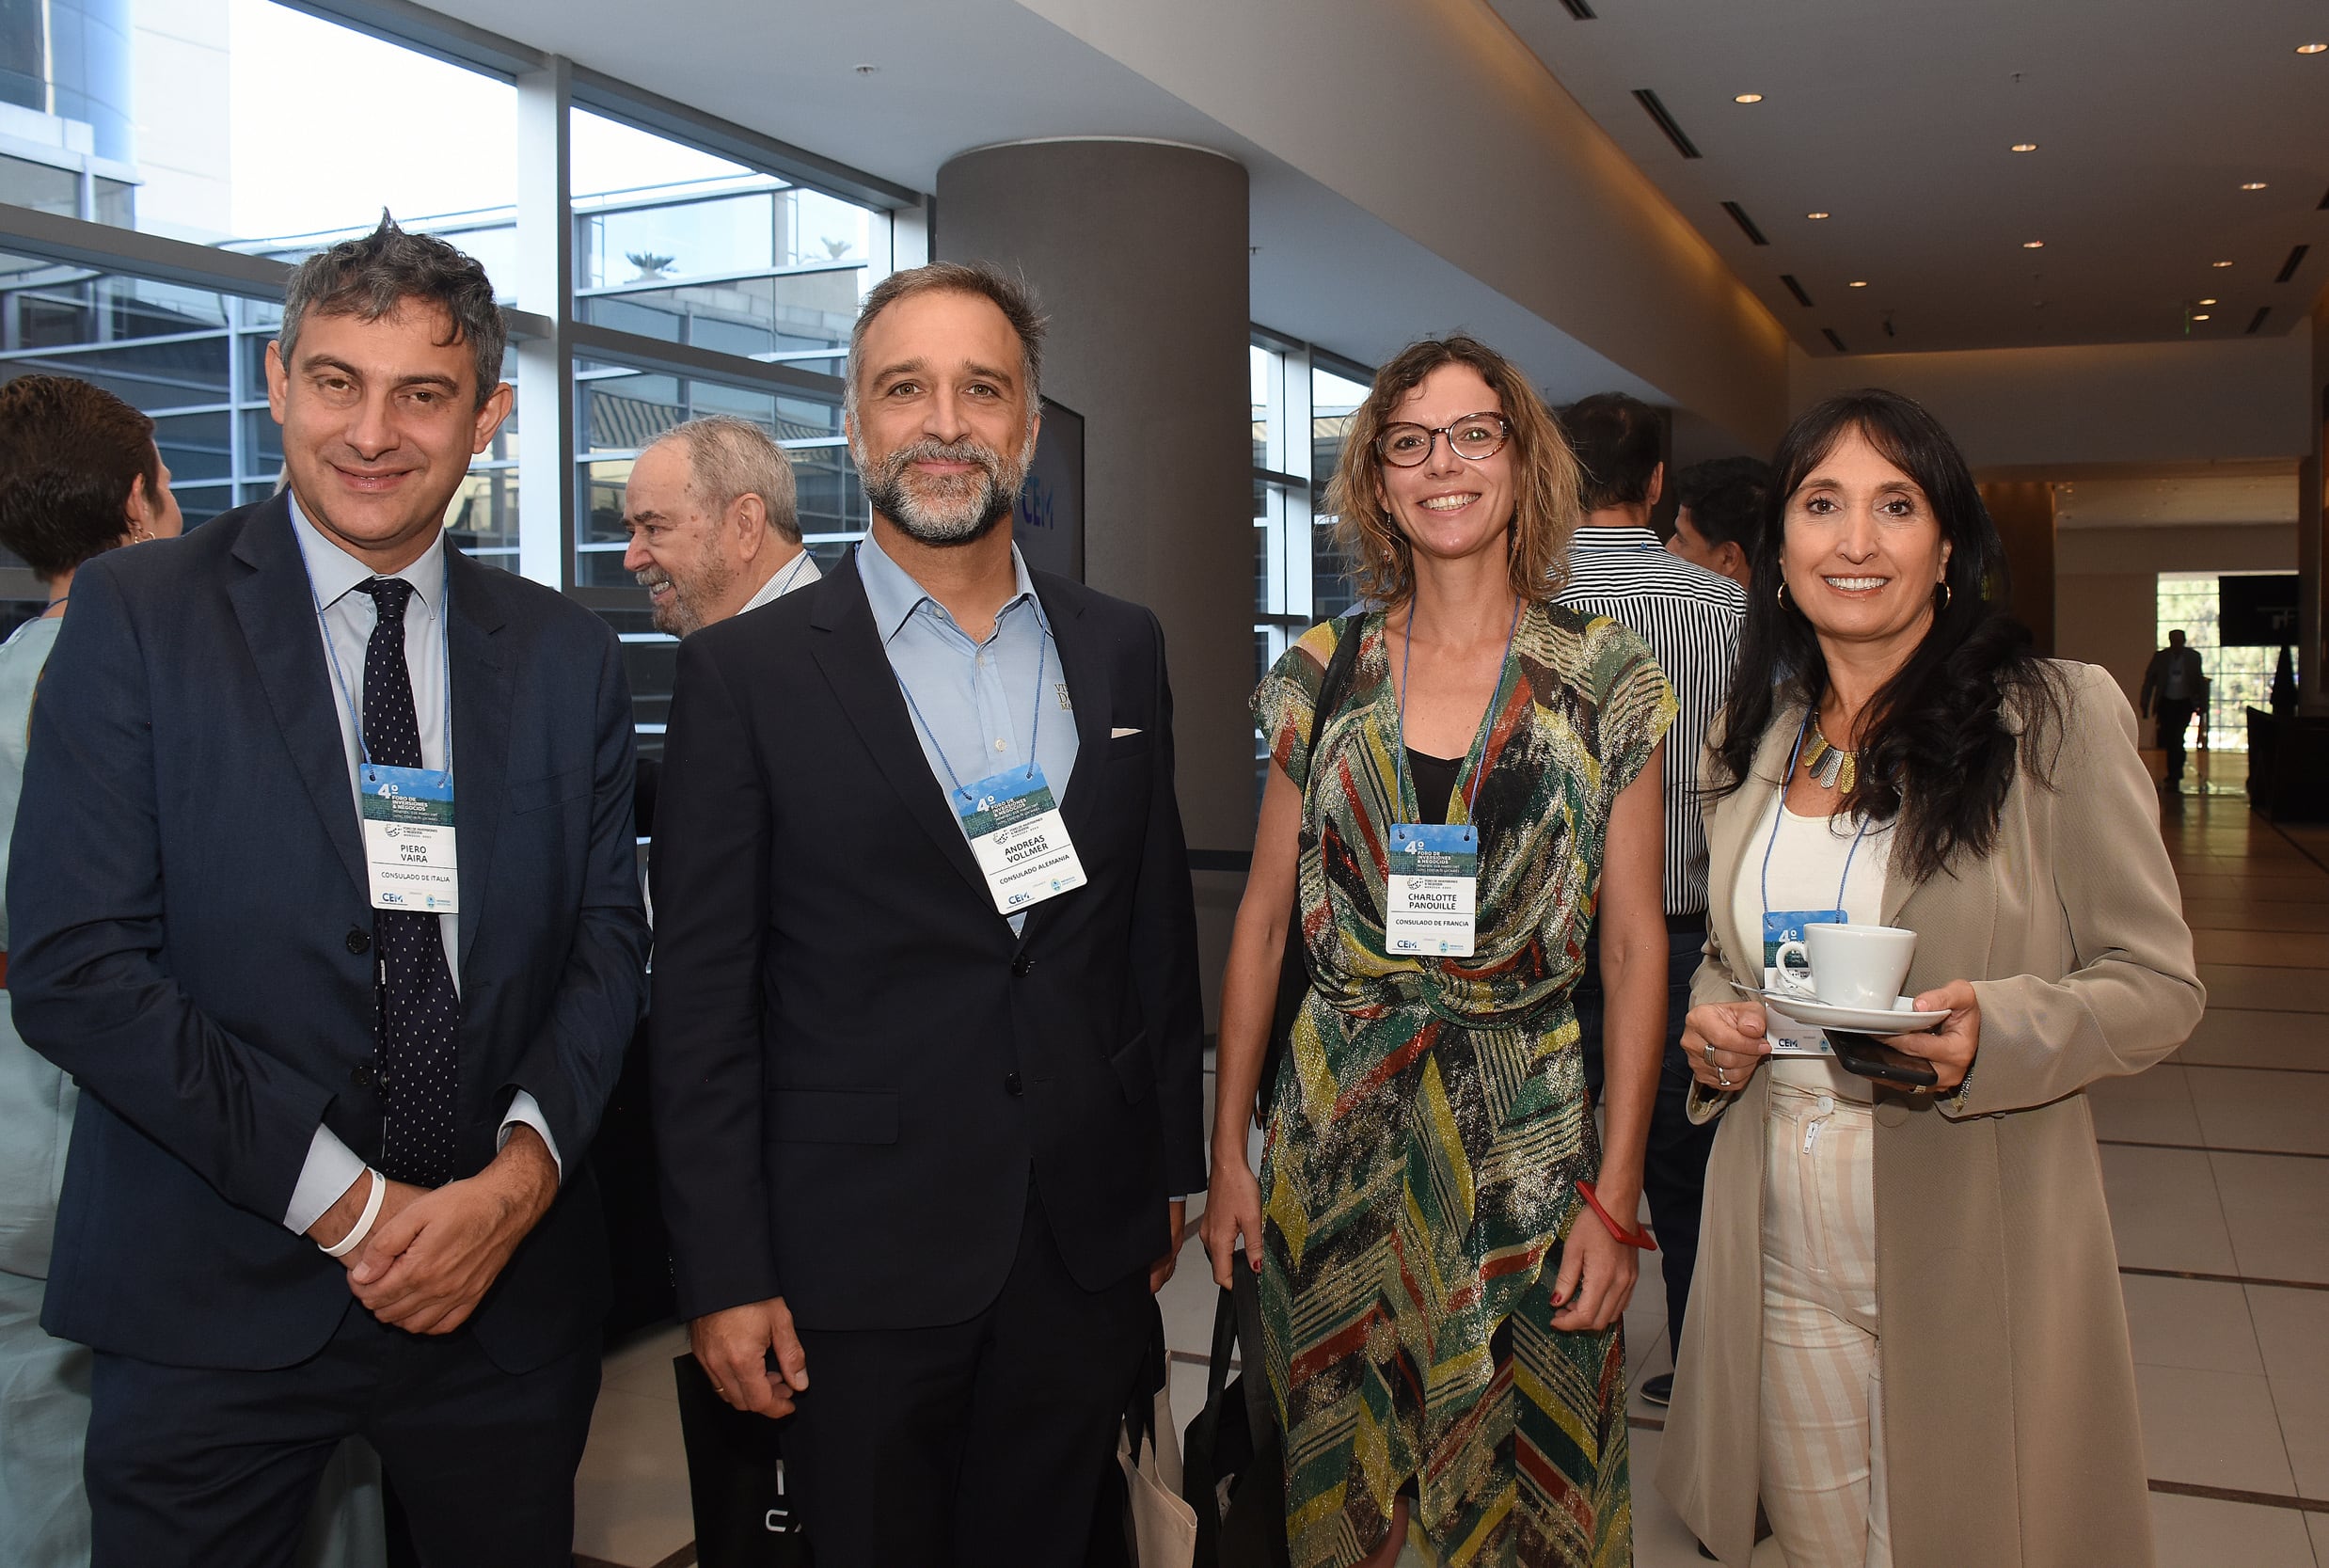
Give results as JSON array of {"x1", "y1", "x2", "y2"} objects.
[{"x1": 574, "y1": 767, "x2": 2329, "y2": 1567}]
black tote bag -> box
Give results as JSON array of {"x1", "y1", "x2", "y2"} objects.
[
  {"x1": 673, "y1": 1353, "x2": 813, "y2": 1568},
  {"x1": 1180, "y1": 1265, "x2": 1292, "y2": 1568}
]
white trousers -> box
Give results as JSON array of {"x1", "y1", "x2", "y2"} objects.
[{"x1": 1759, "y1": 1082, "x2": 1891, "y2": 1568}]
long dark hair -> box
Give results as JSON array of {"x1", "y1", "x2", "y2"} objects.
[{"x1": 1708, "y1": 388, "x2": 2063, "y2": 883}]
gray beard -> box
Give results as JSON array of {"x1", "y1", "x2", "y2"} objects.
[
  {"x1": 636, "y1": 554, "x2": 735, "y2": 638},
  {"x1": 859, "y1": 434, "x2": 1032, "y2": 546}
]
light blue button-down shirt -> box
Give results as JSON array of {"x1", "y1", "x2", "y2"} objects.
[
  {"x1": 283, "y1": 502, "x2": 556, "y2": 1235},
  {"x1": 855, "y1": 531, "x2": 1079, "y2": 935}
]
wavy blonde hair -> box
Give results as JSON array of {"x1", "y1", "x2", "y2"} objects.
[{"x1": 1325, "y1": 335, "x2": 1581, "y2": 608}]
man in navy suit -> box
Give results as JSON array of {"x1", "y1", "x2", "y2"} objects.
[
  {"x1": 650, "y1": 262, "x2": 1206, "y2": 1566},
  {"x1": 7, "y1": 217, "x2": 649, "y2": 1567}
]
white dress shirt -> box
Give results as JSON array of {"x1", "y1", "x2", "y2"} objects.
[
  {"x1": 737, "y1": 546, "x2": 821, "y2": 614},
  {"x1": 281, "y1": 500, "x2": 558, "y2": 1236}
]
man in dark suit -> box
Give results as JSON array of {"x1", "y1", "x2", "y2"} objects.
[
  {"x1": 650, "y1": 261, "x2": 1205, "y2": 1568},
  {"x1": 7, "y1": 217, "x2": 649, "y2": 1567},
  {"x1": 2139, "y1": 627, "x2": 2209, "y2": 787}
]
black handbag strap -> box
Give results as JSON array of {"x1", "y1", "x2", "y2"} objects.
[
  {"x1": 1307, "y1": 613, "x2": 1366, "y2": 770},
  {"x1": 1260, "y1": 613, "x2": 1367, "y2": 1123},
  {"x1": 1229, "y1": 1265, "x2": 1276, "y2": 1458}
]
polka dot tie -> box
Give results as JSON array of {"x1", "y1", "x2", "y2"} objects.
[{"x1": 357, "y1": 577, "x2": 461, "y2": 1187}]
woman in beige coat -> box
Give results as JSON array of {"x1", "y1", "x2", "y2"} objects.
[{"x1": 1656, "y1": 389, "x2": 2201, "y2": 1568}]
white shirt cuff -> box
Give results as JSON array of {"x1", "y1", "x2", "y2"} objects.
[
  {"x1": 284, "y1": 1124, "x2": 369, "y2": 1235},
  {"x1": 499, "y1": 1091, "x2": 562, "y2": 1180}
]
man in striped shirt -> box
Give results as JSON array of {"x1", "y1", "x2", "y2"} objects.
[{"x1": 1554, "y1": 392, "x2": 1746, "y2": 1408}]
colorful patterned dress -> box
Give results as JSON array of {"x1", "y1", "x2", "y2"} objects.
[{"x1": 1250, "y1": 603, "x2": 1674, "y2": 1568}]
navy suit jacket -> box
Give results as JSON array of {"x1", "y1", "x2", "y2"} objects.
[
  {"x1": 648, "y1": 549, "x2": 1207, "y2": 1332},
  {"x1": 7, "y1": 495, "x2": 650, "y2": 1373}
]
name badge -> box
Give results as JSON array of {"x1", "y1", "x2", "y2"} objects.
[
  {"x1": 1385, "y1": 823, "x2": 1479, "y2": 958},
  {"x1": 1761, "y1": 908, "x2": 1842, "y2": 1055},
  {"x1": 360, "y1": 764, "x2": 459, "y2": 913},
  {"x1": 954, "y1": 764, "x2": 1087, "y2": 916}
]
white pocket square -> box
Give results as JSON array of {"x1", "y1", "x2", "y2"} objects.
[{"x1": 1110, "y1": 726, "x2": 1144, "y2": 738}]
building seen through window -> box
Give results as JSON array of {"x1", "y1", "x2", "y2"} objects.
[{"x1": 0, "y1": 0, "x2": 899, "y2": 748}]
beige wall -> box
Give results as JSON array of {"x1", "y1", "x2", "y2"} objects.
[
  {"x1": 2055, "y1": 522, "x2": 2299, "y2": 711},
  {"x1": 1792, "y1": 338, "x2": 2316, "y2": 469}
]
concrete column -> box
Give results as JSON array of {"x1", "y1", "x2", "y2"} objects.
[{"x1": 936, "y1": 139, "x2": 1252, "y2": 1026}]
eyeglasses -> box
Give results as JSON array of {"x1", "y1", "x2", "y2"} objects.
[{"x1": 1373, "y1": 412, "x2": 1512, "y2": 467}]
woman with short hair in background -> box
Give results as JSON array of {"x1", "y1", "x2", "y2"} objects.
[
  {"x1": 1205, "y1": 335, "x2": 1675, "y2": 1568},
  {"x1": 1658, "y1": 388, "x2": 2201, "y2": 1568}
]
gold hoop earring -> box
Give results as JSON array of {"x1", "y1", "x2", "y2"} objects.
[
  {"x1": 1775, "y1": 581, "x2": 1791, "y2": 610},
  {"x1": 1937, "y1": 581, "x2": 1953, "y2": 610}
]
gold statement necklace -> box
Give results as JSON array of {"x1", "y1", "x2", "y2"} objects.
[{"x1": 1801, "y1": 712, "x2": 1858, "y2": 793}]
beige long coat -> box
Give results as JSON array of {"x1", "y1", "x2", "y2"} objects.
[{"x1": 1656, "y1": 661, "x2": 2204, "y2": 1568}]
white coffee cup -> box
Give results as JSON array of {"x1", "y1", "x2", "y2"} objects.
[{"x1": 1772, "y1": 923, "x2": 1917, "y2": 1010}]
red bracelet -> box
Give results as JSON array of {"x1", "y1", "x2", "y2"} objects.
[{"x1": 1575, "y1": 1180, "x2": 1658, "y2": 1251}]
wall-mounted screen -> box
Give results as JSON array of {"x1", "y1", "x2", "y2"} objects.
[
  {"x1": 2219, "y1": 573, "x2": 2299, "y2": 647},
  {"x1": 1014, "y1": 396, "x2": 1085, "y2": 583}
]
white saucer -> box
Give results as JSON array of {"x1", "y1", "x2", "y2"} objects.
[{"x1": 1729, "y1": 979, "x2": 1948, "y2": 1033}]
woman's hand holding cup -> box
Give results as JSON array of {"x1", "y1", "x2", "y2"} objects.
[
  {"x1": 1880, "y1": 978, "x2": 1982, "y2": 1092},
  {"x1": 1684, "y1": 1002, "x2": 1771, "y2": 1094}
]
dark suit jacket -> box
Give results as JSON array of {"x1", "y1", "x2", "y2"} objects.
[
  {"x1": 7, "y1": 495, "x2": 650, "y2": 1373},
  {"x1": 2138, "y1": 645, "x2": 2206, "y2": 718},
  {"x1": 649, "y1": 548, "x2": 1206, "y2": 1332}
]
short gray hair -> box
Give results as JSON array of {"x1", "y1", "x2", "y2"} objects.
[
  {"x1": 844, "y1": 261, "x2": 1045, "y2": 428},
  {"x1": 279, "y1": 213, "x2": 506, "y2": 404},
  {"x1": 651, "y1": 415, "x2": 800, "y2": 545}
]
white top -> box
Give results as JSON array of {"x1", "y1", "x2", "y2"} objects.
[{"x1": 1731, "y1": 789, "x2": 1895, "y2": 1101}]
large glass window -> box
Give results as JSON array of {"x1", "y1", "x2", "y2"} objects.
[
  {"x1": 1250, "y1": 329, "x2": 1370, "y2": 790},
  {"x1": 2157, "y1": 572, "x2": 2299, "y2": 753},
  {"x1": 1, "y1": 0, "x2": 907, "y2": 745}
]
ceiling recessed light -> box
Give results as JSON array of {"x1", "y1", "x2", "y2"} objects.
[
  {"x1": 2022, "y1": 240, "x2": 2045, "y2": 248},
  {"x1": 2011, "y1": 142, "x2": 2038, "y2": 152},
  {"x1": 1848, "y1": 280, "x2": 1868, "y2": 288},
  {"x1": 2297, "y1": 42, "x2": 2327, "y2": 54},
  {"x1": 2212, "y1": 260, "x2": 2234, "y2": 267},
  {"x1": 1807, "y1": 211, "x2": 1830, "y2": 220},
  {"x1": 2198, "y1": 297, "x2": 2218, "y2": 306},
  {"x1": 2192, "y1": 313, "x2": 2212, "y2": 322},
  {"x1": 1735, "y1": 93, "x2": 1764, "y2": 103},
  {"x1": 2241, "y1": 182, "x2": 2269, "y2": 191}
]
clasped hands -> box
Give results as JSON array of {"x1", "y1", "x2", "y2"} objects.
[
  {"x1": 304, "y1": 1124, "x2": 560, "y2": 1335},
  {"x1": 1683, "y1": 978, "x2": 1984, "y2": 1095}
]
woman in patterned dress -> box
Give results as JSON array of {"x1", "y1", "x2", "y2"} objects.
[{"x1": 1202, "y1": 336, "x2": 1676, "y2": 1568}]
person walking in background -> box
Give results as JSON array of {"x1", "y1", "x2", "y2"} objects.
[
  {"x1": 648, "y1": 261, "x2": 1205, "y2": 1568},
  {"x1": 1658, "y1": 388, "x2": 2201, "y2": 1568},
  {"x1": 1206, "y1": 336, "x2": 1673, "y2": 1567},
  {"x1": 2139, "y1": 628, "x2": 2207, "y2": 788},
  {"x1": 7, "y1": 219, "x2": 649, "y2": 1567},
  {"x1": 1664, "y1": 456, "x2": 1768, "y2": 588},
  {"x1": 1552, "y1": 392, "x2": 1746, "y2": 1409}
]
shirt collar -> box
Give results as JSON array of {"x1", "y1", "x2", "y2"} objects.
[
  {"x1": 286, "y1": 490, "x2": 449, "y2": 619},
  {"x1": 856, "y1": 529, "x2": 1044, "y2": 646},
  {"x1": 1569, "y1": 525, "x2": 1663, "y2": 552}
]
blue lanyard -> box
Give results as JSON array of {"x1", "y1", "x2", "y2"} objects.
[
  {"x1": 1391, "y1": 594, "x2": 1522, "y2": 825},
  {"x1": 309, "y1": 570, "x2": 455, "y2": 780},
  {"x1": 1759, "y1": 708, "x2": 1870, "y2": 917},
  {"x1": 894, "y1": 612, "x2": 1049, "y2": 798}
]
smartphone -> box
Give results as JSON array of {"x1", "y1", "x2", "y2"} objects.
[{"x1": 1825, "y1": 1029, "x2": 1941, "y2": 1088}]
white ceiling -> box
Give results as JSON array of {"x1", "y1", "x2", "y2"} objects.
[
  {"x1": 445, "y1": 0, "x2": 1659, "y2": 400},
  {"x1": 1492, "y1": 0, "x2": 2329, "y2": 355}
]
